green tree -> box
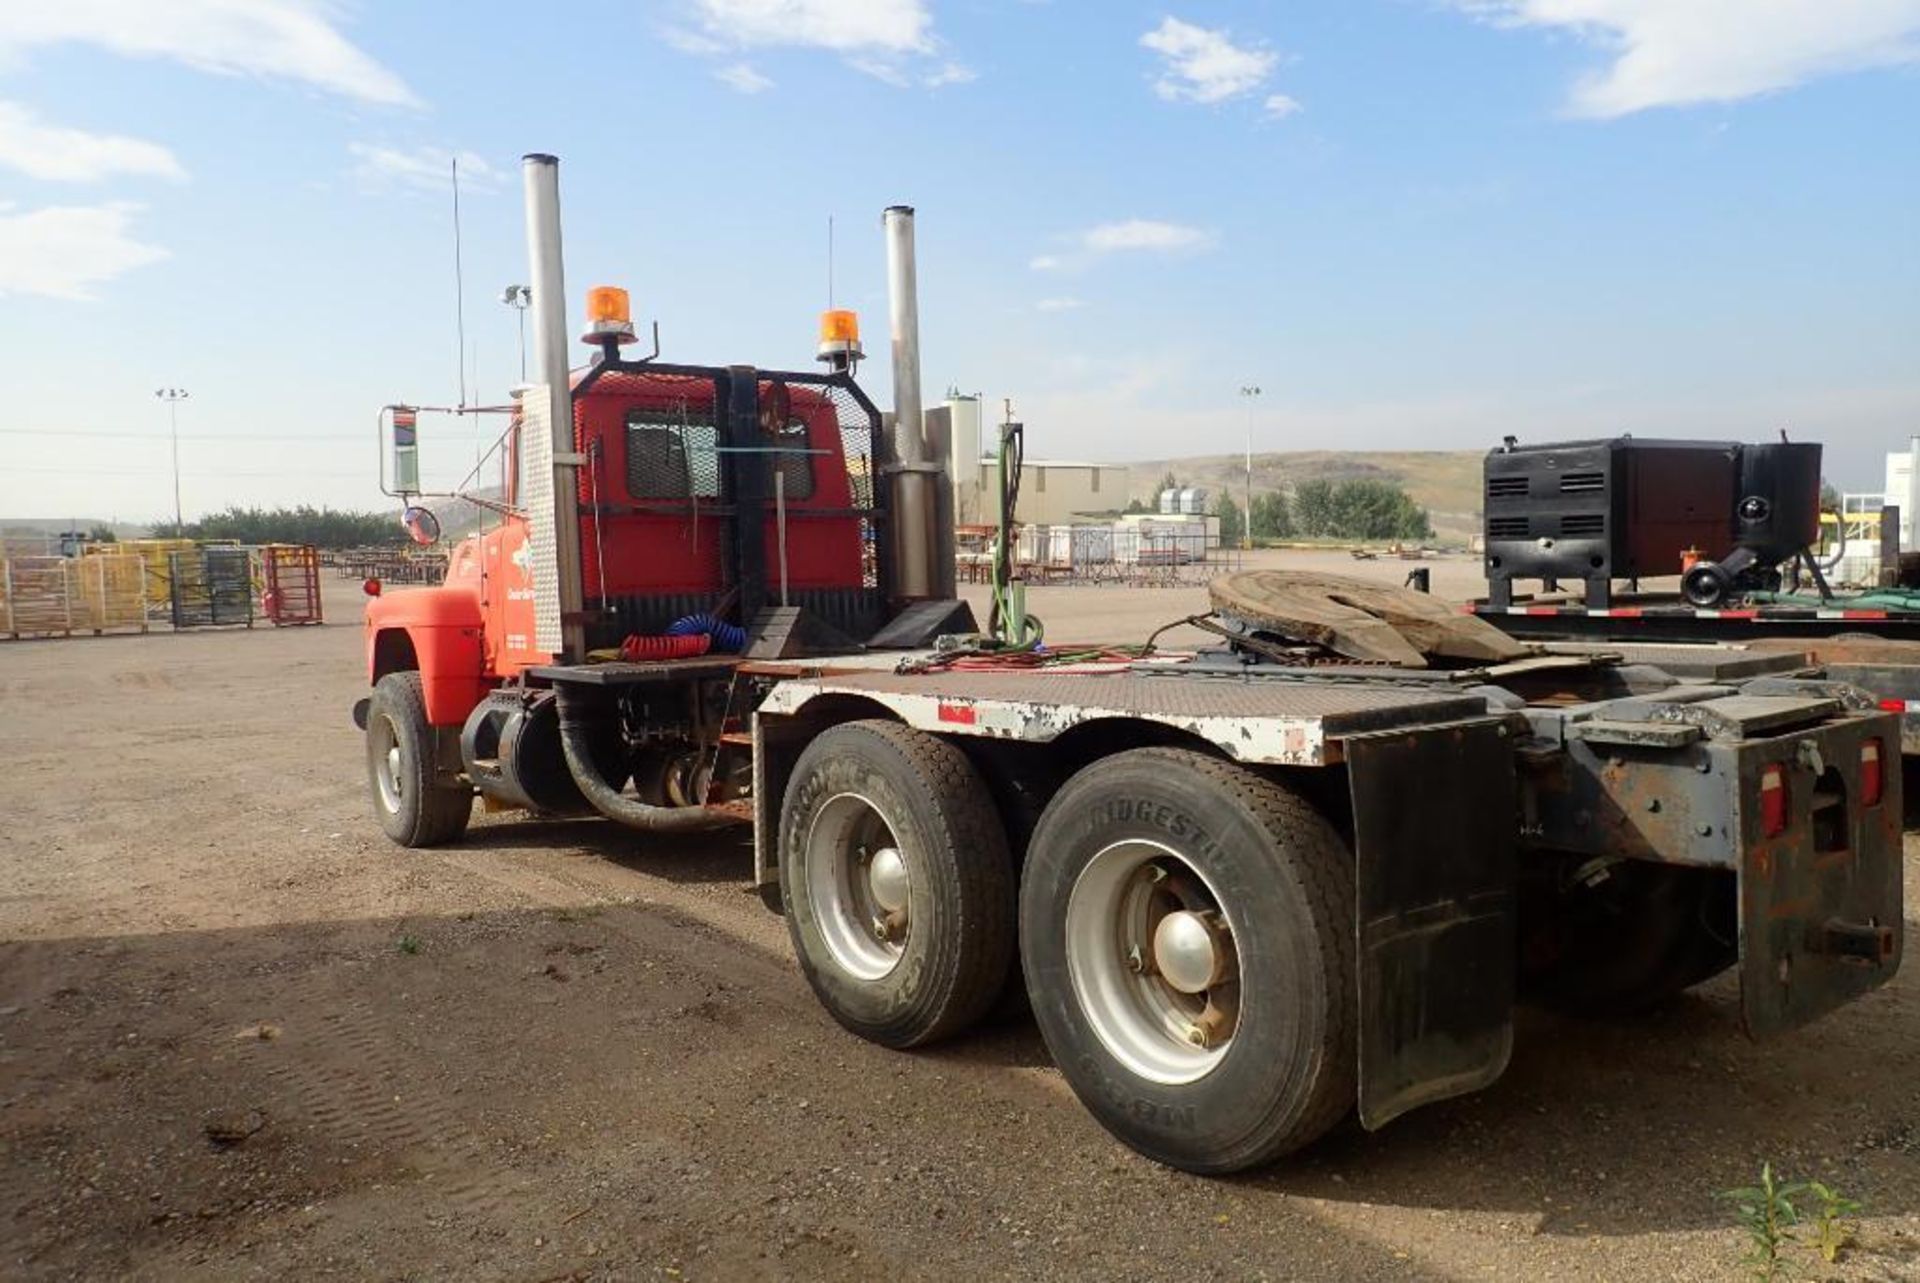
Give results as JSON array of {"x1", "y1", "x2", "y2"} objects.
[
  {"x1": 1326, "y1": 479, "x2": 1431, "y2": 541},
  {"x1": 1123, "y1": 497, "x2": 1149, "y2": 515},
  {"x1": 1293, "y1": 478, "x2": 1335, "y2": 537},
  {"x1": 148, "y1": 505, "x2": 407, "y2": 547},
  {"x1": 1214, "y1": 492, "x2": 1244, "y2": 545},
  {"x1": 86, "y1": 523, "x2": 118, "y2": 543},
  {"x1": 1249, "y1": 490, "x2": 1294, "y2": 541}
]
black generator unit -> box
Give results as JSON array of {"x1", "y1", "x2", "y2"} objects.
[{"x1": 1484, "y1": 437, "x2": 1822, "y2": 609}]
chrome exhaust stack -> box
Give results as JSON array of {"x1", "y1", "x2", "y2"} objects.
[
  {"x1": 522, "y1": 153, "x2": 586, "y2": 661},
  {"x1": 885, "y1": 205, "x2": 951, "y2": 599}
]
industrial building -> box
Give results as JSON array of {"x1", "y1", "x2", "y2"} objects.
[{"x1": 939, "y1": 393, "x2": 1130, "y2": 526}]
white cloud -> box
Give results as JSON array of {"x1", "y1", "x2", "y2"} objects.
[
  {"x1": 0, "y1": 202, "x2": 168, "y2": 300},
  {"x1": 1036, "y1": 297, "x2": 1085, "y2": 312},
  {"x1": 0, "y1": 102, "x2": 185, "y2": 182},
  {"x1": 925, "y1": 61, "x2": 977, "y2": 87},
  {"x1": 1082, "y1": 219, "x2": 1211, "y2": 253},
  {"x1": 1140, "y1": 16, "x2": 1277, "y2": 103},
  {"x1": 0, "y1": 0, "x2": 417, "y2": 107},
  {"x1": 677, "y1": 0, "x2": 957, "y2": 89},
  {"x1": 1264, "y1": 93, "x2": 1302, "y2": 119},
  {"x1": 849, "y1": 56, "x2": 912, "y2": 87},
  {"x1": 1453, "y1": 1, "x2": 1920, "y2": 117},
  {"x1": 1032, "y1": 219, "x2": 1214, "y2": 272},
  {"x1": 715, "y1": 61, "x2": 774, "y2": 93},
  {"x1": 692, "y1": 0, "x2": 933, "y2": 54},
  {"x1": 349, "y1": 144, "x2": 503, "y2": 194}
]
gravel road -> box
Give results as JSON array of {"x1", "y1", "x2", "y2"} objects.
[{"x1": 3, "y1": 563, "x2": 1917, "y2": 1280}]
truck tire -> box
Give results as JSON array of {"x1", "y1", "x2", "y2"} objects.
[
  {"x1": 366, "y1": 672, "x2": 472, "y2": 847},
  {"x1": 779, "y1": 721, "x2": 1015, "y2": 1048},
  {"x1": 1020, "y1": 748, "x2": 1355, "y2": 1174},
  {"x1": 1519, "y1": 860, "x2": 1735, "y2": 1016}
]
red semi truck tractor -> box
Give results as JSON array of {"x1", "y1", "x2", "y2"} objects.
[{"x1": 355, "y1": 154, "x2": 1902, "y2": 1174}]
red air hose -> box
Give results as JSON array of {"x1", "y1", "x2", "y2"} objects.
[{"x1": 620, "y1": 633, "x2": 713, "y2": 661}]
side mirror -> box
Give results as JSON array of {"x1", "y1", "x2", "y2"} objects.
[
  {"x1": 388, "y1": 405, "x2": 420, "y2": 495},
  {"x1": 402, "y1": 505, "x2": 442, "y2": 546}
]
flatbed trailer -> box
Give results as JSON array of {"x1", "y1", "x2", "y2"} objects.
[{"x1": 353, "y1": 155, "x2": 1904, "y2": 1175}]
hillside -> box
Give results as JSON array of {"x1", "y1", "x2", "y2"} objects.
[{"x1": 1123, "y1": 449, "x2": 1485, "y2": 543}]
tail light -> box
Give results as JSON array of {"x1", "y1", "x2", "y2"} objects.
[
  {"x1": 1862, "y1": 738, "x2": 1885, "y2": 808},
  {"x1": 1878, "y1": 697, "x2": 1907, "y2": 713},
  {"x1": 362, "y1": 578, "x2": 382, "y2": 597},
  {"x1": 1760, "y1": 764, "x2": 1789, "y2": 837}
]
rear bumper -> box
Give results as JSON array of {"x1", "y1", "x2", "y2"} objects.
[
  {"x1": 1733, "y1": 713, "x2": 1904, "y2": 1035},
  {"x1": 1527, "y1": 704, "x2": 1904, "y2": 1036}
]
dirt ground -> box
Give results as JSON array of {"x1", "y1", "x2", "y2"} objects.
[{"x1": 3, "y1": 552, "x2": 1919, "y2": 1281}]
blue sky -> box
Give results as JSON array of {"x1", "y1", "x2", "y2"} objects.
[{"x1": 0, "y1": 0, "x2": 1915, "y2": 523}]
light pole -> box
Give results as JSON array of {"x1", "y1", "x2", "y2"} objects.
[
  {"x1": 154, "y1": 388, "x2": 189, "y2": 531},
  {"x1": 501, "y1": 284, "x2": 532, "y2": 382},
  {"x1": 1238, "y1": 384, "x2": 1261, "y2": 551}
]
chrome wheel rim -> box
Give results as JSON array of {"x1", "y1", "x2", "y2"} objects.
[
  {"x1": 805, "y1": 792, "x2": 911, "y2": 980},
  {"x1": 1065, "y1": 839, "x2": 1240, "y2": 1085},
  {"x1": 371, "y1": 714, "x2": 404, "y2": 813}
]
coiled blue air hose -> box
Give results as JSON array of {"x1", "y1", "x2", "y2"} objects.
[{"x1": 667, "y1": 613, "x2": 748, "y2": 654}]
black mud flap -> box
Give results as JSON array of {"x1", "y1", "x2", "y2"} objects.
[
  {"x1": 352, "y1": 696, "x2": 370, "y2": 731},
  {"x1": 1347, "y1": 721, "x2": 1517, "y2": 1129}
]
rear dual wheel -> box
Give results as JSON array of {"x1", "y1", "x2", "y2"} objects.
[
  {"x1": 779, "y1": 722, "x2": 1015, "y2": 1048},
  {"x1": 780, "y1": 728, "x2": 1357, "y2": 1173},
  {"x1": 1020, "y1": 749, "x2": 1356, "y2": 1174}
]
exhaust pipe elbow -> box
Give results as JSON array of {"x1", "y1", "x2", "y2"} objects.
[{"x1": 552, "y1": 686, "x2": 738, "y2": 834}]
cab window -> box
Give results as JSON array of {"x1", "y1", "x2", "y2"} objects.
[
  {"x1": 773, "y1": 417, "x2": 816, "y2": 501},
  {"x1": 626, "y1": 409, "x2": 721, "y2": 500}
]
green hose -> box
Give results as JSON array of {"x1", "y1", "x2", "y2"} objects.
[{"x1": 991, "y1": 422, "x2": 1043, "y2": 649}]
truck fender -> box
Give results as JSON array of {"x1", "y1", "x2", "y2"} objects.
[{"x1": 364, "y1": 587, "x2": 489, "y2": 727}]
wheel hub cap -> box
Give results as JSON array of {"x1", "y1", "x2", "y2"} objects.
[
  {"x1": 1154, "y1": 910, "x2": 1224, "y2": 994},
  {"x1": 867, "y1": 846, "x2": 910, "y2": 914}
]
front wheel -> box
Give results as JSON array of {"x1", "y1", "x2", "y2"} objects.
[
  {"x1": 1020, "y1": 749, "x2": 1356, "y2": 1174},
  {"x1": 366, "y1": 671, "x2": 472, "y2": 847}
]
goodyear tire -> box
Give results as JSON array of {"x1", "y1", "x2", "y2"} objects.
[
  {"x1": 366, "y1": 672, "x2": 473, "y2": 847},
  {"x1": 780, "y1": 721, "x2": 1015, "y2": 1048},
  {"x1": 1020, "y1": 748, "x2": 1356, "y2": 1174}
]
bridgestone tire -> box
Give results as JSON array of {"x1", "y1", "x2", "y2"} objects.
[
  {"x1": 780, "y1": 721, "x2": 1015, "y2": 1048},
  {"x1": 366, "y1": 672, "x2": 473, "y2": 848},
  {"x1": 1020, "y1": 748, "x2": 1356, "y2": 1174}
]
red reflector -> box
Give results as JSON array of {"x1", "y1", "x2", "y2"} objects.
[
  {"x1": 1879, "y1": 698, "x2": 1907, "y2": 713},
  {"x1": 362, "y1": 578, "x2": 382, "y2": 597},
  {"x1": 1862, "y1": 738, "x2": 1885, "y2": 808},
  {"x1": 937, "y1": 701, "x2": 977, "y2": 725},
  {"x1": 1760, "y1": 764, "x2": 1789, "y2": 837}
]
